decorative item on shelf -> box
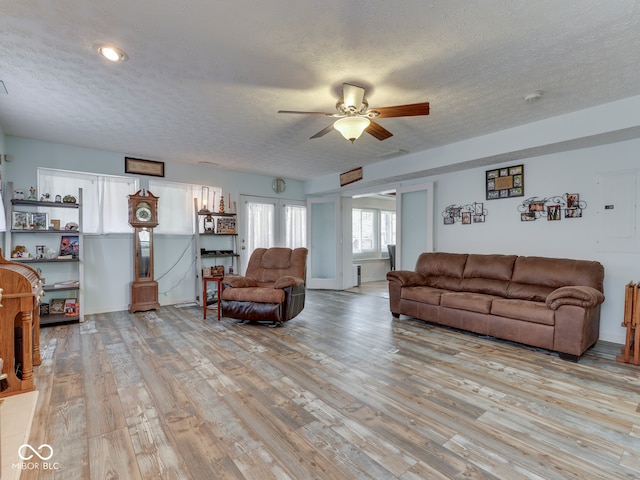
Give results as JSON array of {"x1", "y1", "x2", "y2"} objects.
[
  {"x1": 51, "y1": 219, "x2": 61, "y2": 230},
  {"x1": 55, "y1": 194, "x2": 62, "y2": 203},
  {"x1": 40, "y1": 193, "x2": 52, "y2": 202},
  {"x1": 59, "y1": 235, "x2": 79, "y2": 258},
  {"x1": 216, "y1": 216, "x2": 236, "y2": 233},
  {"x1": 200, "y1": 186, "x2": 210, "y2": 213},
  {"x1": 442, "y1": 202, "x2": 487, "y2": 225},
  {"x1": 13, "y1": 189, "x2": 24, "y2": 200},
  {"x1": 39, "y1": 303, "x2": 49, "y2": 316},
  {"x1": 212, "y1": 265, "x2": 225, "y2": 275},
  {"x1": 64, "y1": 221, "x2": 79, "y2": 231},
  {"x1": 31, "y1": 212, "x2": 48, "y2": 230},
  {"x1": 63, "y1": 195, "x2": 77, "y2": 204},
  {"x1": 486, "y1": 164, "x2": 524, "y2": 200},
  {"x1": 64, "y1": 298, "x2": 79, "y2": 317},
  {"x1": 517, "y1": 193, "x2": 587, "y2": 221},
  {"x1": 11, "y1": 245, "x2": 29, "y2": 258},
  {"x1": 36, "y1": 245, "x2": 46, "y2": 259},
  {"x1": 11, "y1": 211, "x2": 29, "y2": 229},
  {"x1": 204, "y1": 214, "x2": 214, "y2": 232},
  {"x1": 27, "y1": 186, "x2": 37, "y2": 200},
  {"x1": 49, "y1": 298, "x2": 65, "y2": 314},
  {"x1": 219, "y1": 193, "x2": 225, "y2": 213}
]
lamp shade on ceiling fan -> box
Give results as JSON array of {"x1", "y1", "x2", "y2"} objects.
[{"x1": 334, "y1": 117, "x2": 370, "y2": 142}]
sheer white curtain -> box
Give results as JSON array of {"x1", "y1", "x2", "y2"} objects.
[
  {"x1": 285, "y1": 204, "x2": 307, "y2": 249},
  {"x1": 149, "y1": 180, "x2": 221, "y2": 234},
  {"x1": 38, "y1": 168, "x2": 137, "y2": 233},
  {"x1": 247, "y1": 201, "x2": 275, "y2": 252}
]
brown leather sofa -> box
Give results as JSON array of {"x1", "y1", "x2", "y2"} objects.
[
  {"x1": 221, "y1": 247, "x2": 308, "y2": 325},
  {"x1": 387, "y1": 252, "x2": 605, "y2": 360}
]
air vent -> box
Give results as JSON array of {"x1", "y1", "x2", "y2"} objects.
[
  {"x1": 198, "y1": 161, "x2": 220, "y2": 167},
  {"x1": 377, "y1": 149, "x2": 408, "y2": 160}
]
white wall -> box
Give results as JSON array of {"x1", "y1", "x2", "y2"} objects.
[
  {"x1": 3, "y1": 136, "x2": 306, "y2": 313},
  {"x1": 411, "y1": 139, "x2": 640, "y2": 344}
]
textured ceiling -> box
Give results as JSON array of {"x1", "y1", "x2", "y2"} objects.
[{"x1": 1, "y1": 1, "x2": 640, "y2": 181}]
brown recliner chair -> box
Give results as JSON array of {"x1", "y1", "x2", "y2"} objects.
[{"x1": 221, "y1": 247, "x2": 308, "y2": 325}]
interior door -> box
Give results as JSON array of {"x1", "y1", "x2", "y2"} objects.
[
  {"x1": 396, "y1": 182, "x2": 434, "y2": 270},
  {"x1": 307, "y1": 197, "x2": 342, "y2": 289}
]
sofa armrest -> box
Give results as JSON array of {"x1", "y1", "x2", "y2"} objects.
[
  {"x1": 223, "y1": 276, "x2": 258, "y2": 288},
  {"x1": 274, "y1": 276, "x2": 305, "y2": 289},
  {"x1": 386, "y1": 270, "x2": 429, "y2": 287},
  {"x1": 546, "y1": 286, "x2": 605, "y2": 310}
]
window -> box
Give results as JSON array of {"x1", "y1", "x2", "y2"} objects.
[
  {"x1": 38, "y1": 168, "x2": 138, "y2": 234},
  {"x1": 352, "y1": 208, "x2": 377, "y2": 254},
  {"x1": 285, "y1": 204, "x2": 307, "y2": 249},
  {"x1": 380, "y1": 210, "x2": 396, "y2": 254},
  {"x1": 149, "y1": 180, "x2": 221, "y2": 235},
  {"x1": 352, "y1": 207, "x2": 396, "y2": 258}
]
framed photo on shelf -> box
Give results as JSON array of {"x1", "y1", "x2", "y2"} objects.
[
  {"x1": 12, "y1": 211, "x2": 29, "y2": 229},
  {"x1": 49, "y1": 298, "x2": 65, "y2": 314},
  {"x1": 31, "y1": 212, "x2": 48, "y2": 230},
  {"x1": 59, "y1": 235, "x2": 79, "y2": 257}
]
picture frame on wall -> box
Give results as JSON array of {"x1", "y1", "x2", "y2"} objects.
[
  {"x1": 124, "y1": 156, "x2": 165, "y2": 177},
  {"x1": 461, "y1": 212, "x2": 471, "y2": 224},
  {"x1": 547, "y1": 205, "x2": 561, "y2": 221},
  {"x1": 486, "y1": 164, "x2": 524, "y2": 200}
]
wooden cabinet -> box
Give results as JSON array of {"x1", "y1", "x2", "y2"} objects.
[
  {"x1": 0, "y1": 249, "x2": 43, "y2": 397},
  {"x1": 4, "y1": 182, "x2": 84, "y2": 324},
  {"x1": 194, "y1": 199, "x2": 238, "y2": 306}
]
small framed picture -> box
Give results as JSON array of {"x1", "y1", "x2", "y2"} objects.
[
  {"x1": 49, "y1": 298, "x2": 65, "y2": 314},
  {"x1": 565, "y1": 208, "x2": 582, "y2": 218},
  {"x1": 31, "y1": 212, "x2": 49, "y2": 230},
  {"x1": 473, "y1": 215, "x2": 485, "y2": 223},
  {"x1": 444, "y1": 216, "x2": 455, "y2": 225},
  {"x1": 60, "y1": 235, "x2": 79, "y2": 257},
  {"x1": 529, "y1": 202, "x2": 544, "y2": 212},
  {"x1": 461, "y1": 212, "x2": 471, "y2": 224},
  {"x1": 547, "y1": 205, "x2": 561, "y2": 221},
  {"x1": 474, "y1": 203, "x2": 484, "y2": 215},
  {"x1": 567, "y1": 193, "x2": 579, "y2": 208},
  {"x1": 12, "y1": 211, "x2": 29, "y2": 229},
  {"x1": 521, "y1": 212, "x2": 536, "y2": 222}
]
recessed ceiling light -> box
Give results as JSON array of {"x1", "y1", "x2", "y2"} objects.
[
  {"x1": 524, "y1": 90, "x2": 543, "y2": 103},
  {"x1": 98, "y1": 45, "x2": 127, "y2": 62}
]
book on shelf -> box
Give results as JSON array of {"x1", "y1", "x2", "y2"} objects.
[{"x1": 57, "y1": 254, "x2": 73, "y2": 260}]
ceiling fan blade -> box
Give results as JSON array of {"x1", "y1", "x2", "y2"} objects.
[
  {"x1": 365, "y1": 120, "x2": 393, "y2": 141},
  {"x1": 310, "y1": 124, "x2": 335, "y2": 139},
  {"x1": 278, "y1": 110, "x2": 339, "y2": 116},
  {"x1": 367, "y1": 102, "x2": 430, "y2": 118},
  {"x1": 342, "y1": 83, "x2": 366, "y2": 110}
]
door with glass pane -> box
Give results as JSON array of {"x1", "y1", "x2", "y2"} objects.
[
  {"x1": 240, "y1": 195, "x2": 307, "y2": 274},
  {"x1": 396, "y1": 182, "x2": 434, "y2": 270}
]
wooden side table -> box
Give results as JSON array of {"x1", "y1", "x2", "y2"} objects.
[{"x1": 203, "y1": 275, "x2": 224, "y2": 320}]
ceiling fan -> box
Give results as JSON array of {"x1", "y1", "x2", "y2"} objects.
[{"x1": 278, "y1": 83, "x2": 430, "y2": 143}]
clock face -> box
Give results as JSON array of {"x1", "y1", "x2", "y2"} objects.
[{"x1": 136, "y1": 202, "x2": 152, "y2": 222}]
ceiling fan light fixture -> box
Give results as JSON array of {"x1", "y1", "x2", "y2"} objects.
[{"x1": 334, "y1": 116, "x2": 370, "y2": 143}]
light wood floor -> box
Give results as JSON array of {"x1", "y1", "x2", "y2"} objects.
[{"x1": 22, "y1": 288, "x2": 640, "y2": 479}]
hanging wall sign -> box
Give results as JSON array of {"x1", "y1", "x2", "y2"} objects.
[{"x1": 340, "y1": 167, "x2": 363, "y2": 187}]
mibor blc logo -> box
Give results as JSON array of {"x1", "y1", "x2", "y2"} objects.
[{"x1": 14, "y1": 443, "x2": 61, "y2": 471}]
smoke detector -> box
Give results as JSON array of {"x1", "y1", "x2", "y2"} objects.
[{"x1": 524, "y1": 91, "x2": 543, "y2": 103}]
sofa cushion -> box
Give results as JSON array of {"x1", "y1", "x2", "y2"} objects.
[
  {"x1": 506, "y1": 282, "x2": 555, "y2": 302},
  {"x1": 415, "y1": 252, "x2": 468, "y2": 278},
  {"x1": 426, "y1": 276, "x2": 462, "y2": 291},
  {"x1": 463, "y1": 254, "x2": 517, "y2": 281},
  {"x1": 401, "y1": 286, "x2": 448, "y2": 306},
  {"x1": 441, "y1": 292, "x2": 495, "y2": 314},
  {"x1": 459, "y1": 278, "x2": 509, "y2": 297},
  {"x1": 222, "y1": 286, "x2": 285, "y2": 303},
  {"x1": 511, "y1": 256, "x2": 604, "y2": 291},
  {"x1": 491, "y1": 298, "x2": 555, "y2": 326}
]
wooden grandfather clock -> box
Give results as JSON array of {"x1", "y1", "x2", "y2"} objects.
[{"x1": 128, "y1": 189, "x2": 161, "y2": 313}]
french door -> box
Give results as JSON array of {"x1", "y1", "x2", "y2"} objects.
[{"x1": 239, "y1": 195, "x2": 307, "y2": 274}]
